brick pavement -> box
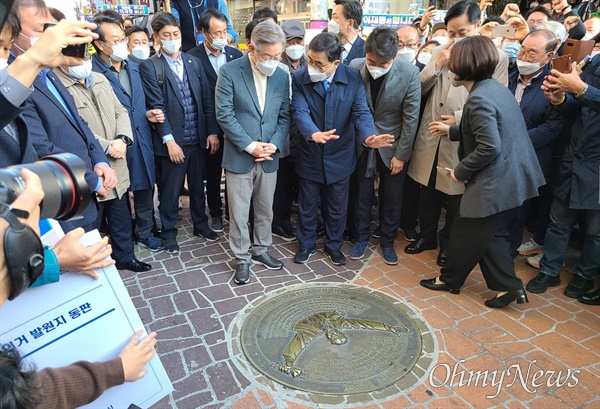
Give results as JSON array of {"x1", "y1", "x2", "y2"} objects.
[{"x1": 126, "y1": 201, "x2": 599, "y2": 409}]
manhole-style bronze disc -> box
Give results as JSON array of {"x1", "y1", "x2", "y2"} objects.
[{"x1": 240, "y1": 285, "x2": 422, "y2": 394}]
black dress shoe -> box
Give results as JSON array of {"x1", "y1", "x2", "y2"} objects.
[
  {"x1": 578, "y1": 288, "x2": 600, "y2": 305},
  {"x1": 251, "y1": 252, "x2": 284, "y2": 270},
  {"x1": 403, "y1": 228, "x2": 418, "y2": 242},
  {"x1": 324, "y1": 247, "x2": 346, "y2": 265},
  {"x1": 526, "y1": 272, "x2": 561, "y2": 294},
  {"x1": 116, "y1": 258, "x2": 152, "y2": 272},
  {"x1": 234, "y1": 263, "x2": 250, "y2": 285},
  {"x1": 194, "y1": 228, "x2": 219, "y2": 242},
  {"x1": 485, "y1": 289, "x2": 529, "y2": 308},
  {"x1": 420, "y1": 278, "x2": 460, "y2": 294},
  {"x1": 405, "y1": 238, "x2": 437, "y2": 254},
  {"x1": 437, "y1": 250, "x2": 448, "y2": 267}
]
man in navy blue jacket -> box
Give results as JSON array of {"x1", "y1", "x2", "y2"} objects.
[
  {"x1": 506, "y1": 29, "x2": 569, "y2": 262},
  {"x1": 13, "y1": 2, "x2": 116, "y2": 232},
  {"x1": 291, "y1": 33, "x2": 393, "y2": 266}
]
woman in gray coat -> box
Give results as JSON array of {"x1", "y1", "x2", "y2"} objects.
[{"x1": 420, "y1": 36, "x2": 545, "y2": 308}]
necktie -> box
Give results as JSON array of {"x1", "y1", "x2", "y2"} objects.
[{"x1": 322, "y1": 79, "x2": 329, "y2": 93}]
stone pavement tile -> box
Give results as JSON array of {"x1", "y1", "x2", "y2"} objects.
[
  {"x1": 370, "y1": 275, "x2": 395, "y2": 290},
  {"x1": 172, "y1": 291, "x2": 198, "y2": 313},
  {"x1": 576, "y1": 310, "x2": 600, "y2": 332},
  {"x1": 531, "y1": 332, "x2": 595, "y2": 368},
  {"x1": 173, "y1": 269, "x2": 211, "y2": 290},
  {"x1": 427, "y1": 295, "x2": 471, "y2": 321},
  {"x1": 456, "y1": 315, "x2": 493, "y2": 334},
  {"x1": 461, "y1": 353, "x2": 507, "y2": 373},
  {"x1": 284, "y1": 401, "x2": 316, "y2": 409},
  {"x1": 424, "y1": 397, "x2": 471, "y2": 409},
  {"x1": 143, "y1": 283, "x2": 179, "y2": 299},
  {"x1": 421, "y1": 307, "x2": 456, "y2": 329},
  {"x1": 482, "y1": 310, "x2": 535, "y2": 339},
  {"x1": 148, "y1": 295, "x2": 176, "y2": 319},
  {"x1": 506, "y1": 401, "x2": 529, "y2": 409},
  {"x1": 171, "y1": 374, "x2": 209, "y2": 401},
  {"x1": 574, "y1": 369, "x2": 600, "y2": 395},
  {"x1": 498, "y1": 357, "x2": 545, "y2": 402},
  {"x1": 191, "y1": 288, "x2": 212, "y2": 308},
  {"x1": 182, "y1": 344, "x2": 212, "y2": 371},
  {"x1": 361, "y1": 265, "x2": 384, "y2": 282},
  {"x1": 210, "y1": 341, "x2": 229, "y2": 362},
  {"x1": 154, "y1": 323, "x2": 194, "y2": 341},
  {"x1": 213, "y1": 296, "x2": 249, "y2": 316},
  {"x1": 188, "y1": 308, "x2": 221, "y2": 334},
  {"x1": 159, "y1": 351, "x2": 186, "y2": 382},
  {"x1": 442, "y1": 327, "x2": 485, "y2": 360},
  {"x1": 256, "y1": 388, "x2": 275, "y2": 407},
  {"x1": 581, "y1": 334, "x2": 600, "y2": 353},
  {"x1": 555, "y1": 320, "x2": 597, "y2": 342},
  {"x1": 406, "y1": 384, "x2": 437, "y2": 404},
  {"x1": 231, "y1": 391, "x2": 262, "y2": 409},
  {"x1": 525, "y1": 394, "x2": 572, "y2": 409},
  {"x1": 453, "y1": 378, "x2": 511, "y2": 408},
  {"x1": 537, "y1": 304, "x2": 576, "y2": 322},
  {"x1": 204, "y1": 330, "x2": 225, "y2": 345},
  {"x1": 482, "y1": 341, "x2": 535, "y2": 361},
  {"x1": 470, "y1": 326, "x2": 517, "y2": 344},
  {"x1": 151, "y1": 313, "x2": 190, "y2": 331},
  {"x1": 201, "y1": 282, "x2": 235, "y2": 302},
  {"x1": 552, "y1": 378, "x2": 597, "y2": 408},
  {"x1": 519, "y1": 309, "x2": 556, "y2": 334},
  {"x1": 173, "y1": 391, "x2": 213, "y2": 409},
  {"x1": 206, "y1": 361, "x2": 243, "y2": 401},
  {"x1": 380, "y1": 396, "x2": 412, "y2": 408}
]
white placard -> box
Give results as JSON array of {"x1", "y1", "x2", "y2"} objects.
[{"x1": 0, "y1": 225, "x2": 172, "y2": 409}]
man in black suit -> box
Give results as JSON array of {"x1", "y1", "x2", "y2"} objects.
[
  {"x1": 329, "y1": 0, "x2": 365, "y2": 65},
  {"x1": 188, "y1": 8, "x2": 243, "y2": 233},
  {"x1": 12, "y1": 1, "x2": 117, "y2": 232},
  {"x1": 140, "y1": 12, "x2": 220, "y2": 253}
]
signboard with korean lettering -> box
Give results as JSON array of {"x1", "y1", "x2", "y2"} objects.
[
  {"x1": 362, "y1": 14, "x2": 416, "y2": 29},
  {"x1": 0, "y1": 226, "x2": 172, "y2": 409}
]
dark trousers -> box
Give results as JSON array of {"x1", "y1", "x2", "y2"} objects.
[
  {"x1": 418, "y1": 164, "x2": 461, "y2": 249},
  {"x1": 157, "y1": 144, "x2": 208, "y2": 240},
  {"x1": 131, "y1": 188, "x2": 154, "y2": 240},
  {"x1": 205, "y1": 141, "x2": 224, "y2": 219},
  {"x1": 400, "y1": 174, "x2": 420, "y2": 232},
  {"x1": 441, "y1": 207, "x2": 524, "y2": 292},
  {"x1": 298, "y1": 176, "x2": 349, "y2": 251},
  {"x1": 272, "y1": 156, "x2": 297, "y2": 227},
  {"x1": 354, "y1": 149, "x2": 406, "y2": 247},
  {"x1": 94, "y1": 194, "x2": 135, "y2": 263}
]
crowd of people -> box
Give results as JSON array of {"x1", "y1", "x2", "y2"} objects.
[
  {"x1": 2, "y1": 0, "x2": 600, "y2": 302},
  {"x1": 1, "y1": 0, "x2": 599, "y2": 405}
]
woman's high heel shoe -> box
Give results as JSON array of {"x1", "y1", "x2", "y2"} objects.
[
  {"x1": 420, "y1": 278, "x2": 460, "y2": 294},
  {"x1": 485, "y1": 289, "x2": 529, "y2": 308}
]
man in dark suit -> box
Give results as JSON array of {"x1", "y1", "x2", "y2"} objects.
[
  {"x1": 349, "y1": 28, "x2": 421, "y2": 265},
  {"x1": 188, "y1": 8, "x2": 243, "y2": 233},
  {"x1": 91, "y1": 12, "x2": 163, "y2": 253},
  {"x1": 140, "y1": 12, "x2": 220, "y2": 253},
  {"x1": 291, "y1": 33, "x2": 393, "y2": 266},
  {"x1": 12, "y1": 2, "x2": 116, "y2": 232},
  {"x1": 215, "y1": 21, "x2": 291, "y2": 285},
  {"x1": 329, "y1": 0, "x2": 365, "y2": 65}
]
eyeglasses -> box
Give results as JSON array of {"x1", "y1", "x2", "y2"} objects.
[
  {"x1": 103, "y1": 37, "x2": 127, "y2": 46},
  {"x1": 517, "y1": 48, "x2": 546, "y2": 61},
  {"x1": 307, "y1": 58, "x2": 333, "y2": 72},
  {"x1": 255, "y1": 49, "x2": 282, "y2": 62}
]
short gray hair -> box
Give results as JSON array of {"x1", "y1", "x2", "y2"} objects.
[
  {"x1": 251, "y1": 20, "x2": 286, "y2": 50},
  {"x1": 537, "y1": 21, "x2": 566, "y2": 42}
]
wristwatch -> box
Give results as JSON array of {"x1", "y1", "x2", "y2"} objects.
[{"x1": 117, "y1": 134, "x2": 133, "y2": 148}]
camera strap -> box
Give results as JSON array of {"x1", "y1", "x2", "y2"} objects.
[{"x1": 0, "y1": 201, "x2": 45, "y2": 300}]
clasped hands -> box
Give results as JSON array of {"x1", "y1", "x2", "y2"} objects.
[
  {"x1": 251, "y1": 142, "x2": 277, "y2": 162},
  {"x1": 310, "y1": 129, "x2": 394, "y2": 149}
]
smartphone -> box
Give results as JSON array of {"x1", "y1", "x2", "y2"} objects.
[
  {"x1": 43, "y1": 22, "x2": 90, "y2": 60},
  {"x1": 551, "y1": 54, "x2": 572, "y2": 74},
  {"x1": 491, "y1": 24, "x2": 516, "y2": 38},
  {"x1": 0, "y1": 0, "x2": 15, "y2": 34},
  {"x1": 436, "y1": 166, "x2": 453, "y2": 175},
  {"x1": 428, "y1": 0, "x2": 437, "y2": 7},
  {"x1": 562, "y1": 39, "x2": 595, "y2": 63}
]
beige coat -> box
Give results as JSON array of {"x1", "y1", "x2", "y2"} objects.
[
  {"x1": 55, "y1": 69, "x2": 132, "y2": 201},
  {"x1": 407, "y1": 44, "x2": 509, "y2": 195}
]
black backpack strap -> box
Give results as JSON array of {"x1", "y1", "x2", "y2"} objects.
[{"x1": 149, "y1": 54, "x2": 165, "y2": 88}]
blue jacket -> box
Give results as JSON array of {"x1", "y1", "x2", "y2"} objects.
[
  {"x1": 553, "y1": 54, "x2": 600, "y2": 210},
  {"x1": 291, "y1": 63, "x2": 375, "y2": 185},
  {"x1": 22, "y1": 69, "x2": 106, "y2": 228},
  {"x1": 508, "y1": 67, "x2": 569, "y2": 178},
  {"x1": 342, "y1": 35, "x2": 366, "y2": 65},
  {"x1": 139, "y1": 53, "x2": 219, "y2": 157},
  {"x1": 92, "y1": 56, "x2": 155, "y2": 191}
]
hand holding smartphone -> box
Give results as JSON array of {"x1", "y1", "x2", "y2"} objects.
[{"x1": 43, "y1": 22, "x2": 90, "y2": 60}]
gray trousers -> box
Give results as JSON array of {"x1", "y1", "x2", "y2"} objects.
[{"x1": 226, "y1": 164, "x2": 276, "y2": 264}]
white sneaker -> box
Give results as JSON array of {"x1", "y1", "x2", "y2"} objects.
[
  {"x1": 178, "y1": 197, "x2": 183, "y2": 210},
  {"x1": 518, "y1": 238, "x2": 543, "y2": 256},
  {"x1": 526, "y1": 253, "x2": 543, "y2": 269}
]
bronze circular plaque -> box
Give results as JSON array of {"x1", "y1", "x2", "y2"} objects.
[{"x1": 240, "y1": 286, "x2": 422, "y2": 394}]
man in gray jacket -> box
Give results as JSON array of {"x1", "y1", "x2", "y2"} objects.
[{"x1": 215, "y1": 21, "x2": 291, "y2": 285}]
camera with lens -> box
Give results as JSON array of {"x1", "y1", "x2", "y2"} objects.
[{"x1": 0, "y1": 153, "x2": 91, "y2": 220}]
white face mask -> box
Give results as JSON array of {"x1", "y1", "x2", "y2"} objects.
[
  {"x1": 417, "y1": 52, "x2": 432, "y2": 65},
  {"x1": 396, "y1": 47, "x2": 416, "y2": 63},
  {"x1": 20, "y1": 32, "x2": 39, "y2": 47},
  {"x1": 68, "y1": 59, "x2": 93, "y2": 80},
  {"x1": 308, "y1": 66, "x2": 328, "y2": 82},
  {"x1": 256, "y1": 59, "x2": 279, "y2": 76},
  {"x1": 286, "y1": 44, "x2": 304, "y2": 61},
  {"x1": 131, "y1": 45, "x2": 150, "y2": 60},
  {"x1": 516, "y1": 59, "x2": 543, "y2": 76},
  {"x1": 432, "y1": 36, "x2": 449, "y2": 45},
  {"x1": 328, "y1": 20, "x2": 341, "y2": 34},
  {"x1": 104, "y1": 41, "x2": 129, "y2": 62},
  {"x1": 0, "y1": 58, "x2": 8, "y2": 70},
  {"x1": 160, "y1": 38, "x2": 181, "y2": 55},
  {"x1": 210, "y1": 35, "x2": 227, "y2": 51},
  {"x1": 367, "y1": 64, "x2": 391, "y2": 80},
  {"x1": 582, "y1": 32, "x2": 597, "y2": 41}
]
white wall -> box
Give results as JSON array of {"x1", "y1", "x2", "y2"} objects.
[{"x1": 45, "y1": 0, "x2": 79, "y2": 20}]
